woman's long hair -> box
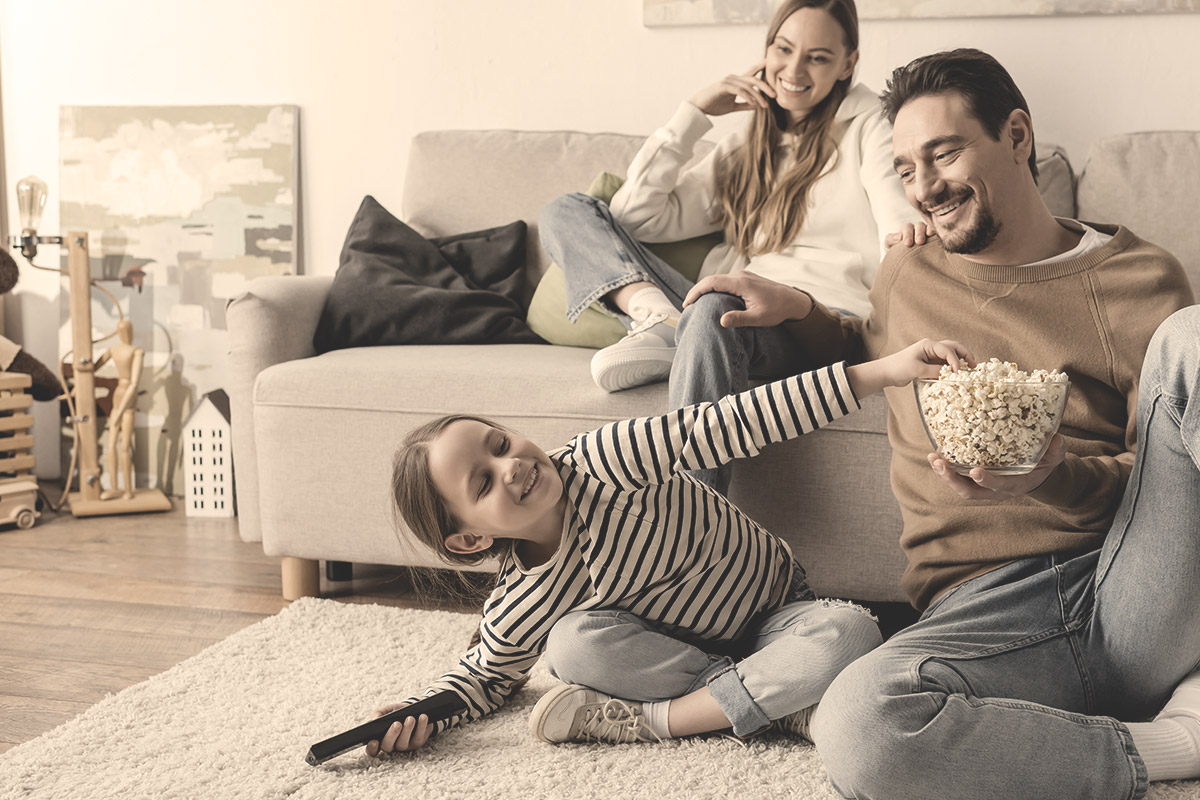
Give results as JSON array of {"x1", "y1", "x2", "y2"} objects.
[{"x1": 716, "y1": 0, "x2": 859, "y2": 258}]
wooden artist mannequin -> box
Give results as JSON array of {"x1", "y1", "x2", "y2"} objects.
[{"x1": 96, "y1": 320, "x2": 142, "y2": 501}]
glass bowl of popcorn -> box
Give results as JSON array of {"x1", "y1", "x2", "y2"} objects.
[{"x1": 915, "y1": 359, "x2": 1071, "y2": 476}]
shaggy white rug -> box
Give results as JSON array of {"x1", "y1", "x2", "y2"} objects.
[{"x1": 1, "y1": 598, "x2": 1197, "y2": 800}]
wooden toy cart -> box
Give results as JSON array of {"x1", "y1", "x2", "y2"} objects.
[{"x1": 0, "y1": 372, "x2": 39, "y2": 530}]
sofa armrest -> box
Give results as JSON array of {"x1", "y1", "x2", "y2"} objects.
[{"x1": 227, "y1": 275, "x2": 334, "y2": 542}]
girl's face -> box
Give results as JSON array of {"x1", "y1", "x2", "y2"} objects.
[
  {"x1": 764, "y1": 7, "x2": 857, "y2": 124},
  {"x1": 427, "y1": 419, "x2": 565, "y2": 555}
]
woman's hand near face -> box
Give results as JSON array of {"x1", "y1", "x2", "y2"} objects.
[{"x1": 691, "y1": 61, "x2": 777, "y2": 116}]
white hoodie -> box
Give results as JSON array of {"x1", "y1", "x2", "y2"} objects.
[{"x1": 609, "y1": 83, "x2": 919, "y2": 317}]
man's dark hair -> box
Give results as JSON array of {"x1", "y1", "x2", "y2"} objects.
[{"x1": 880, "y1": 48, "x2": 1038, "y2": 182}]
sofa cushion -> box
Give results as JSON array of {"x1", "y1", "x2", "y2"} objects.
[
  {"x1": 313, "y1": 196, "x2": 542, "y2": 353},
  {"x1": 1036, "y1": 143, "x2": 1076, "y2": 219},
  {"x1": 1076, "y1": 132, "x2": 1200, "y2": 292}
]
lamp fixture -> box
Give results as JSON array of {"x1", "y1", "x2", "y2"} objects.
[
  {"x1": 6, "y1": 175, "x2": 170, "y2": 517},
  {"x1": 11, "y1": 175, "x2": 61, "y2": 261}
]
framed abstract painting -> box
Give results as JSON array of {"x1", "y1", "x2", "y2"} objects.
[{"x1": 58, "y1": 104, "x2": 299, "y2": 494}]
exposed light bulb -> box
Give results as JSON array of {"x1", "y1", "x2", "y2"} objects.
[{"x1": 16, "y1": 175, "x2": 48, "y2": 233}]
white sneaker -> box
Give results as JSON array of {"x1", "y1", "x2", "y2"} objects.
[
  {"x1": 529, "y1": 683, "x2": 660, "y2": 744},
  {"x1": 590, "y1": 311, "x2": 678, "y2": 393},
  {"x1": 776, "y1": 703, "x2": 817, "y2": 743}
]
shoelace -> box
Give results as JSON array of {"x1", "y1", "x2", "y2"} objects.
[
  {"x1": 628, "y1": 310, "x2": 672, "y2": 335},
  {"x1": 577, "y1": 698, "x2": 661, "y2": 744},
  {"x1": 779, "y1": 704, "x2": 816, "y2": 741}
]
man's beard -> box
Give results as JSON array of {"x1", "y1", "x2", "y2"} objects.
[{"x1": 925, "y1": 189, "x2": 1002, "y2": 255}]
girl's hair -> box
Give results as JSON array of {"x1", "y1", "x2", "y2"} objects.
[
  {"x1": 391, "y1": 414, "x2": 514, "y2": 567},
  {"x1": 715, "y1": 0, "x2": 859, "y2": 258}
]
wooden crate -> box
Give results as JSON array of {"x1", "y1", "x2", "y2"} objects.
[{"x1": 0, "y1": 373, "x2": 35, "y2": 476}]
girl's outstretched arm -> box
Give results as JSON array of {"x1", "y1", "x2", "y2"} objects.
[
  {"x1": 567, "y1": 339, "x2": 975, "y2": 491},
  {"x1": 567, "y1": 362, "x2": 856, "y2": 490}
]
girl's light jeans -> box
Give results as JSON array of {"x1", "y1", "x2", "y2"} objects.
[
  {"x1": 542, "y1": 594, "x2": 882, "y2": 738},
  {"x1": 813, "y1": 305, "x2": 1200, "y2": 800},
  {"x1": 538, "y1": 192, "x2": 809, "y2": 493}
]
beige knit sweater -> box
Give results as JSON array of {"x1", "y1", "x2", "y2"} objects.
[{"x1": 787, "y1": 223, "x2": 1194, "y2": 609}]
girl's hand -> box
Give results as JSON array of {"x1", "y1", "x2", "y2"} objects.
[
  {"x1": 884, "y1": 222, "x2": 937, "y2": 249},
  {"x1": 691, "y1": 61, "x2": 776, "y2": 116},
  {"x1": 364, "y1": 703, "x2": 434, "y2": 757},
  {"x1": 885, "y1": 338, "x2": 975, "y2": 386},
  {"x1": 846, "y1": 339, "x2": 975, "y2": 399}
]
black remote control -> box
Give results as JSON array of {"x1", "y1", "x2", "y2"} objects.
[{"x1": 305, "y1": 690, "x2": 468, "y2": 766}]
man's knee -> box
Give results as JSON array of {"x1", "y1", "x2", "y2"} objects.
[
  {"x1": 1145, "y1": 305, "x2": 1200, "y2": 382},
  {"x1": 814, "y1": 652, "x2": 921, "y2": 797}
]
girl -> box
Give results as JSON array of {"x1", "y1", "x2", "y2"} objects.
[
  {"x1": 366, "y1": 338, "x2": 973, "y2": 756},
  {"x1": 538, "y1": 0, "x2": 920, "y2": 494}
]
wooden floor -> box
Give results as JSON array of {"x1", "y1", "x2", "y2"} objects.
[{"x1": 0, "y1": 500, "x2": 485, "y2": 756}]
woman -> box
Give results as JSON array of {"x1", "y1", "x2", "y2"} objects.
[{"x1": 538, "y1": 0, "x2": 918, "y2": 493}]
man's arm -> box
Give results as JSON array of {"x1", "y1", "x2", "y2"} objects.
[{"x1": 682, "y1": 271, "x2": 868, "y2": 367}]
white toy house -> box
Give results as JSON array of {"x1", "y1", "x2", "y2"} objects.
[{"x1": 182, "y1": 389, "x2": 234, "y2": 517}]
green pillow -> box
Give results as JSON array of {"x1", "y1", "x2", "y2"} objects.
[{"x1": 526, "y1": 172, "x2": 723, "y2": 349}]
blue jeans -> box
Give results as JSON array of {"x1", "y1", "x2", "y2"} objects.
[
  {"x1": 542, "y1": 597, "x2": 882, "y2": 738},
  {"x1": 538, "y1": 192, "x2": 808, "y2": 493},
  {"x1": 813, "y1": 305, "x2": 1200, "y2": 800}
]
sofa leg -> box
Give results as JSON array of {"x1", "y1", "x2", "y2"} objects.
[
  {"x1": 325, "y1": 561, "x2": 353, "y2": 582},
  {"x1": 281, "y1": 556, "x2": 320, "y2": 600}
]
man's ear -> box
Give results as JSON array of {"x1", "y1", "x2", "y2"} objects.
[
  {"x1": 1005, "y1": 108, "x2": 1034, "y2": 167},
  {"x1": 445, "y1": 531, "x2": 495, "y2": 555}
]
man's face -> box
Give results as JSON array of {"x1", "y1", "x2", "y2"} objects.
[{"x1": 891, "y1": 92, "x2": 1020, "y2": 256}]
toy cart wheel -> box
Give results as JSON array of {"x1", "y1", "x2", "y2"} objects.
[{"x1": 16, "y1": 510, "x2": 35, "y2": 529}]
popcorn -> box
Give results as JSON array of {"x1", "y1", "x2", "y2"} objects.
[{"x1": 917, "y1": 358, "x2": 1070, "y2": 471}]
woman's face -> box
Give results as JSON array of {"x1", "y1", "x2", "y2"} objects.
[{"x1": 764, "y1": 7, "x2": 858, "y2": 124}]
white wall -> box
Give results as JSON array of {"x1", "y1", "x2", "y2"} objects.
[{"x1": 3, "y1": 0, "x2": 1200, "y2": 475}]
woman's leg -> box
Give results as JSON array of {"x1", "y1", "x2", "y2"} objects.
[
  {"x1": 538, "y1": 193, "x2": 695, "y2": 324},
  {"x1": 539, "y1": 193, "x2": 703, "y2": 392},
  {"x1": 670, "y1": 291, "x2": 809, "y2": 492}
]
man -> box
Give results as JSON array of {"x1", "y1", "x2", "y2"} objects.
[{"x1": 685, "y1": 49, "x2": 1198, "y2": 798}]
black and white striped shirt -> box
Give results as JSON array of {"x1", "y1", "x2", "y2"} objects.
[{"x1": 416, "y1": 362, "x2": 858, "y2": 731}]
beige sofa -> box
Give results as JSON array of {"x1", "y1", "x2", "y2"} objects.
[{"x1": 227, "y1": 129, "x2": 1200, "y2": 602}]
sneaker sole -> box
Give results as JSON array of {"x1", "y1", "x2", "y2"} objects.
[
  {"x1": 591, "y1": 348, "x2": 675, "y2": 393},
  {"x1": 529, "y1": 683, "x2": 589, "y2": 744}
]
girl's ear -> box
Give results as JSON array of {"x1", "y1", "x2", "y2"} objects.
[{"x1": 445, "y1": 531, "x2": 495, "y2": 555}]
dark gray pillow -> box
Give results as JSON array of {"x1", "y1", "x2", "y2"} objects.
[{"x1": 313, "y1": 195, "x2": 544, "y2": 353}]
